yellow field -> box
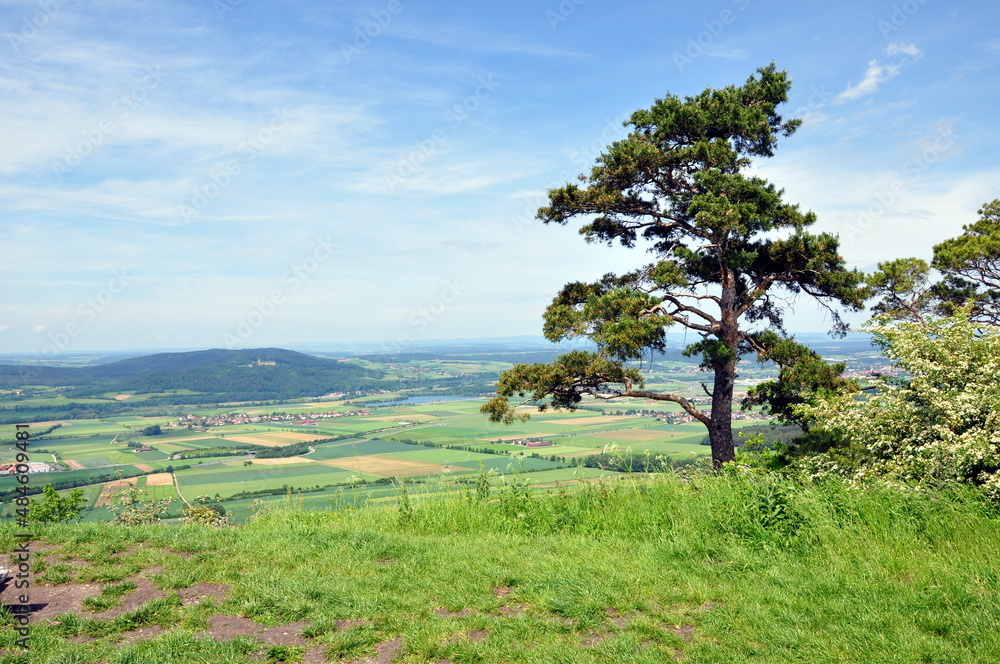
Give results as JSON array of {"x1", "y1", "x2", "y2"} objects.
[
  {"x1": 133, "y1": 463, "x2": 155, "y2": 472},
  {"x1": 366, "y1": 414, "x2": 437, "y2": 422},
  {"x1": 95, "y1": 478, "x2": 137, "y2": 507},
  {"x1": 225, "y1": 432, "x2": 324, "y2": 446},
  {"x1": 548, "y1": 415, "x2": 639, "y2": 425},
  {"x1": 160, "y1": 435, "x2": 219, "y2": 443},
  {"x1": 145, "y1": 472, "x2": 173, "y2": 486},
  {"x1": 318, "y1": 456, "x2": 446, "y2": 477},
  {"x1": 249, "y1": 456, "x2": 315, "y2": 466}
]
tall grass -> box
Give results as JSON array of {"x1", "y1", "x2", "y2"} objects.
[{"x1": 4, "y1": 470, "x2": 1000, "y2": 663}]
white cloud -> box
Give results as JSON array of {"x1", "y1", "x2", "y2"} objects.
[
  {"x1": 834, "y1": 42, "x2": 922, "y2": 104},
  {"x1": 32, "y1": 325, "x2": 46, "y2": 332},
  {"x1": 886, "y1": 41, "x2": 923, "y2": 58},
  {"x1": 834, "y1": 59, "x2": 902, "y2": 103}
]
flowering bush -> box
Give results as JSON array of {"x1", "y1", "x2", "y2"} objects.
[{"x1": 796, "y1": 310, "x2": 1000, "y2": 498}]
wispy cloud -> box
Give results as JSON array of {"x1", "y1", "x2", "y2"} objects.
[
  {"x1": 834, "y1": 42, "x2": 921, "y2": 104},
  {"x1": 834, "y1": 60, "x2": 902, "y2": 103},
  {"x1": 886, "y1": 41, "x2": 923, "y2": 58}
]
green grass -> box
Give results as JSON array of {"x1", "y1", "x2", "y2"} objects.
[
  {"x1": 82, "y1": 581, "x2": 139, "y2": 612},
  {"x1": 8, "y1": 472, "x2": 1000, "y2": 663}
]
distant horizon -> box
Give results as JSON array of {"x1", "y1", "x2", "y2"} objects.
[{"x1": 0, "y1": 330, "x2": 877, "y2": 363}]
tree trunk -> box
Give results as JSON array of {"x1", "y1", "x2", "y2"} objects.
[{"x1": 708, "y1": 358, "x2": 737, "y2": 468}]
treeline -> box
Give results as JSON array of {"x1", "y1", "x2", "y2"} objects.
[
  {"x1": 0, "y1": 422, "x2": 62, "y2": 443},
  {"x1": 389, "y1": 438, "x2": 509, "y2": 456},
  {"x1": 224, "y1": 477, "x2": 398, "y2": 501},
  {"x1": 173, "y1": 447, "x2": 254, "y2": 460},
  {"x1": 254, "y1": 441, "x2": 313, "y2": 459}
]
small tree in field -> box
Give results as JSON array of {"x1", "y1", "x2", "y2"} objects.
[
  {"x1": 27, "y1": 484, "x2": 86, "y2": 524},
  {"x1": 482, "y1": 65, "x2": 867, "y2": 467}
]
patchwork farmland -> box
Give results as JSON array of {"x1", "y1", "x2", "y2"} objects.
[{"x1": 1, "y1": 386, "x2": 774, "y2": 523}]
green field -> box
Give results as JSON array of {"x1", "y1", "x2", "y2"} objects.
[{"x1": 4, "y1": 389, "x2": 732, "y2": 521}]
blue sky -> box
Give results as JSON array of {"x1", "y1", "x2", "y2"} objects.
[{"x1": 1, "y1": 0, "x2": 998, "y2": 355}]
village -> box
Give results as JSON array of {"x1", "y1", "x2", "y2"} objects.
[{"x1": 170, "y1": 408, "x2": 373, "y2": 429}]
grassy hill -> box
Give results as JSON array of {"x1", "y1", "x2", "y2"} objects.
[{"x1": 3, "y1": 472, "x2": 1000, "y2": 663}]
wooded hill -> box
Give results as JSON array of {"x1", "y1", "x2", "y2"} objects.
[{"x1": 0, "y1": 348, "x2": 385, "y2": 401}]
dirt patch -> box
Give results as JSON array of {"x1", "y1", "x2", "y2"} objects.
[
  {"x1": 203, "y1": 614, "x2": 265, "y2": 640},
  {"x1": 606, "y1": 608, "x2": 639, "y2": 627},
  {"x1": 114, "y1": 394, "x2": 132, "y2": 401},
  {"x1": 178, "y1": 583, "x2": 230, "y2": 606},
  {"x1": 346, "y1": 636, "x2": 404, "y2": 664},
  {"x1": 133, "y1": 464, "x2": 156, "y2": 473},
  {"x1": 434, "y1": 608, "x2": 472, "y2": 617},
  {"x1": 95, "y1": 478, "x2": 138, "y2": 507},
  {"x1": 303, "y1": 645, "x2": 329, "y2": 664},
  {"x1": 665, "y1": 623, "x2": 695, "y2": 642},
  {"x1": 65, "y1": 459, "x2": 85, "y2": 470},
  {"x1": 93, "y1": 577, "x2": 166, "y2": 618},
  {"x1": 336, "y1": 618, "x2": 368, "y2": 630},
  {"x1": 496, "y1": 603, "x2": 527, "y2": 616},
  {"x1": 200, "y1": 616, "x2": 314, "y2": 650},
  {"x1": 320, "y1": 456, "x2": 446, "y2": 478},
  {"x1": 1, "y1": 581, "x2": 101, "y2": 620},
  {"x1": 257, "y1": 620, "x2": 312, "y2": 647},
  {"x1": 249, "y1": 456, "x2": 315, "y2": 466}
]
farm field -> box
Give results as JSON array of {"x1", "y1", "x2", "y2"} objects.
[{"x1": 2, "y1": 364, "x2": 773, "y2": 523}]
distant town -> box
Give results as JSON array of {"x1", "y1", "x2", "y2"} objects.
[{"x1": 171, "y1": 409, "x2": 374, "y2": 430}]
